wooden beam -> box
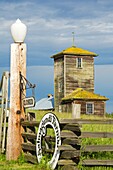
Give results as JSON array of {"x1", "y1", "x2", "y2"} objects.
[
  {"x1": 60, "y1": 150, "x2": 80, "y2": 159},
  {"x1": 59, "y1": 145, "x2": 77, "y2": 151},
  {"x1": 2, "y1": 72, "x2": 9, "y2": 153},
  {"x1": 6, "y1": 43, "x2": 26, "y2": 160},
  {"x1": 62, "y1": 138, "x2": 80, "y2": 145},
  {"x1": 82, "y1": 145, "x2": 113, "y2": 152},
  {"x1": 21, "y1": 120, "x2": 40, "y2": 127},
  {"x1": 60, "y1": 119, "x2": 113, "y2": 124},
  {"x1": 81, "y1": 132, "x2": 113, "y2": 138},
  {"x1": 82, "y1": 159, "x2": 113, "y2": 166},
  {"x1": 22, "y1": 133, "x2": 36, "y2": 140},
  {"x1": 24, "y1": 153, "x2": 37, "y2": 164},
  {"x1": 21, "y1": 119, "x2": 113, "y2": 127},
  {"x1": 58, "y1": 159, "x2": 77, "y2": 166},
  {"x1": 61, "y1": 131, "x2": 79, "y2": 138},
  {"x1": 22, "y1": 143, "x2": 36, "y2": 152}
]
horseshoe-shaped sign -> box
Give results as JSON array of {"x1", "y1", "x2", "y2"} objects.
[{"x1": 36, "y1": 112, "x2": 61, "y2": 169}]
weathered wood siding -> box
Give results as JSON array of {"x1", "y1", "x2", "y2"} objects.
[
  {"x1": 94, "y1": 101, "x2": 105, "y2": 116},
  {"x1": 54, "y1": 57, "x2": 64, "y2": 112},
  {"x1": 54, "y1": 54, "x2": 95, "y2": 112},
  {"x1": 80, "y1": 100, "x2": 105, "y2": 116},
  {"x1": 62, "y1": 102, "x2": 72, "y2": 113},
  {"x1": 64, "y1": 55, "x2": 94, "y2": 96},
  {"x1": 62, "y1": 100, "x2": 105, "y2": 116}
]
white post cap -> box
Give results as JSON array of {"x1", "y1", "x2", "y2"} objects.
[{"x1": 11, "y1": 19, "x2": 27, "y2": 43}]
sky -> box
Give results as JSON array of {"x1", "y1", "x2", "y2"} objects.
[{"x1": 0, "y1": 0, "x2": 113, "y2": 113}]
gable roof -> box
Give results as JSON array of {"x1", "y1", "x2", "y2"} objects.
[
  {"x1": 62, "y1": 88, "x2": 108, "y2": 102},
  {"x1": 51, "y1": 46, "x2": 98, "y2": 58}
]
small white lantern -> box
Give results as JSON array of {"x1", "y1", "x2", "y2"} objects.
[{"x1": 11, "y1": 19, "x2": 27, "y2": 43}]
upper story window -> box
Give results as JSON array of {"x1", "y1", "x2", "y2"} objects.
[
  {"x1": 86, "y1": 103, "x2": 94, "y2": 114},
  {"x1": 76, "y1": 58, "x2": 82, "y2": 68}
]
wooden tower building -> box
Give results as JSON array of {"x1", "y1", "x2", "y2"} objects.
[{"x1": 51, "y1": 45, "x2": 108, "y2": 115}]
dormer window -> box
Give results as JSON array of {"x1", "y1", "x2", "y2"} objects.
[{"x1": 76, "y1": 58, "x2": 82, "y2": 68}]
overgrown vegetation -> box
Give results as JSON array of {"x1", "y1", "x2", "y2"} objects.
[{"x1": 0, "y1": 153, "x2": 53, "y2": 170}]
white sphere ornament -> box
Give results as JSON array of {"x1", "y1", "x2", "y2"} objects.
[{"x1": 11, "y1": 19, "x2": 27, "y2": 43}]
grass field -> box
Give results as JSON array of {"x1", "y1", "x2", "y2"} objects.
[{"x1": 1, "y1": 110, "x2": 113, "y2": 169}]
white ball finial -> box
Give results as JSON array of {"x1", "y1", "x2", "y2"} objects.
[{"x1": 11, "y1": 19, "x2": 27, "y2": 43}]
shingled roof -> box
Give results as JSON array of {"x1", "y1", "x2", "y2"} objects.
[
  {"x1": 62, "y1": 88, "x2": 108, "y2": 101},
  {"x1": 51, "y1": 46, "x2": 98, "y2": 58}
]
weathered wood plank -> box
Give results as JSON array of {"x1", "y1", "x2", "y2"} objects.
[
  {"x1": 21, "y1": 120, "x2": 40, "y2": 127},
  {"x1": 22, "y1": 143, "x2": 54, "y2": 153},
  {"x1": 62, "y1": 138, "x2": 80, "y2": 145},
  {"x1": 62, "y1": 165, "x2": 79, "y2": 170},
  {"x1": 22, "y1": 132, "x2": 80, "y2": 145},
  {"x1": 82, "y1": 159, "x2": 113, "y2": 166},
  {"x1": 82, "y1": 145, "x2": 113, "y2": 152},
  {"x1": 59, "y1": 145, "x2": 78, "y2": 151},
  {"x1": 21, "y1": 119, "x2": 113, "y2": 127},
  {"x1": 22, "y1": 133, "x2": 36, "y2": 139},
  {"x1": 24, "y1": 153, "x2": 38, "y2": 164},
  {"x1": 60, "y1": 150, "x2": 80, "y2": 159},
  {"x1": 22, "y1": 143, "x2": 36, "y2": 152},
  {"x1": 60, "y1": 123, "x2": 81, "y2": 129},
  {"x1": 60, "y1": 119, "x2": 113, "y2": 124},
  {"x1": 61, "y1": 124, "x2": 81, "y2": 136},
  {"x1": 61, "y1": 131, "x2": 79, "y2": 138},
  {"x1": 81, "y1": 132, "x2": 113, "y2": 138},
  {"x1": 22, "y1": 133, "x2": 56, "y2": 143},
  {"x1": 58, "y1": 159, "x2": 77, "y2": 165}
]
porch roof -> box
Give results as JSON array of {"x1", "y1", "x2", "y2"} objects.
[{"x1": 62, "y1": 88, "x2": 108, "y2": 101}]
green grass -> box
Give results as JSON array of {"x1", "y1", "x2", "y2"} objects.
[
  {"x1": 80, "y1": 167, "x2": 113, "y2": 170},
  {"x1": 0, "y1": 153, "x2": 52, "y2": 170}
]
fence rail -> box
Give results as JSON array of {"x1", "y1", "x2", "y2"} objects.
[
  {"x1": 81, "y1": 131, "x2": 113, "y2": 138},
  {"x1": 21, "y1": 116, "x2": 113, "y2": 169},
  {"x1": 60, "y1": 118, "x2": 113, "y2": 124},
  {"x1": 82, "y1": 160, "x2": 113, "y2": 166},
  {"x1": 21, "y1": 116, "x2": 81, "y2": 170}
]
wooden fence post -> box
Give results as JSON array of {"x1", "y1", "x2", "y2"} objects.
[{"x1": 6, "y1": 43, "x2": 26, "y2": 160}]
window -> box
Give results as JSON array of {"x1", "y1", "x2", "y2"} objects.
[
  {"x1": 86, "y1": 103, "x2": 94, "y2": 114},
  {"x1": 76, "y1": 58, "x2": 82, "y2": 68}
]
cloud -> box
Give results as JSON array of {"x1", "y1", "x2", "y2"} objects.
[{"x1": 0, "y1": 0, "x2": 113, "y2": 67}]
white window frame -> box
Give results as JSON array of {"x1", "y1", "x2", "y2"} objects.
[
  {"x1": 86, "y1": 102, "x2": 94, "y2": 114},
  {"x1": 76, "y1": 58, "x2": 83, "y2": 68}
]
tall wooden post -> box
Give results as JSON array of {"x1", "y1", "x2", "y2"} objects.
[{"x1": 6, "y1": 43, "x2": 26, "y2": 160}]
